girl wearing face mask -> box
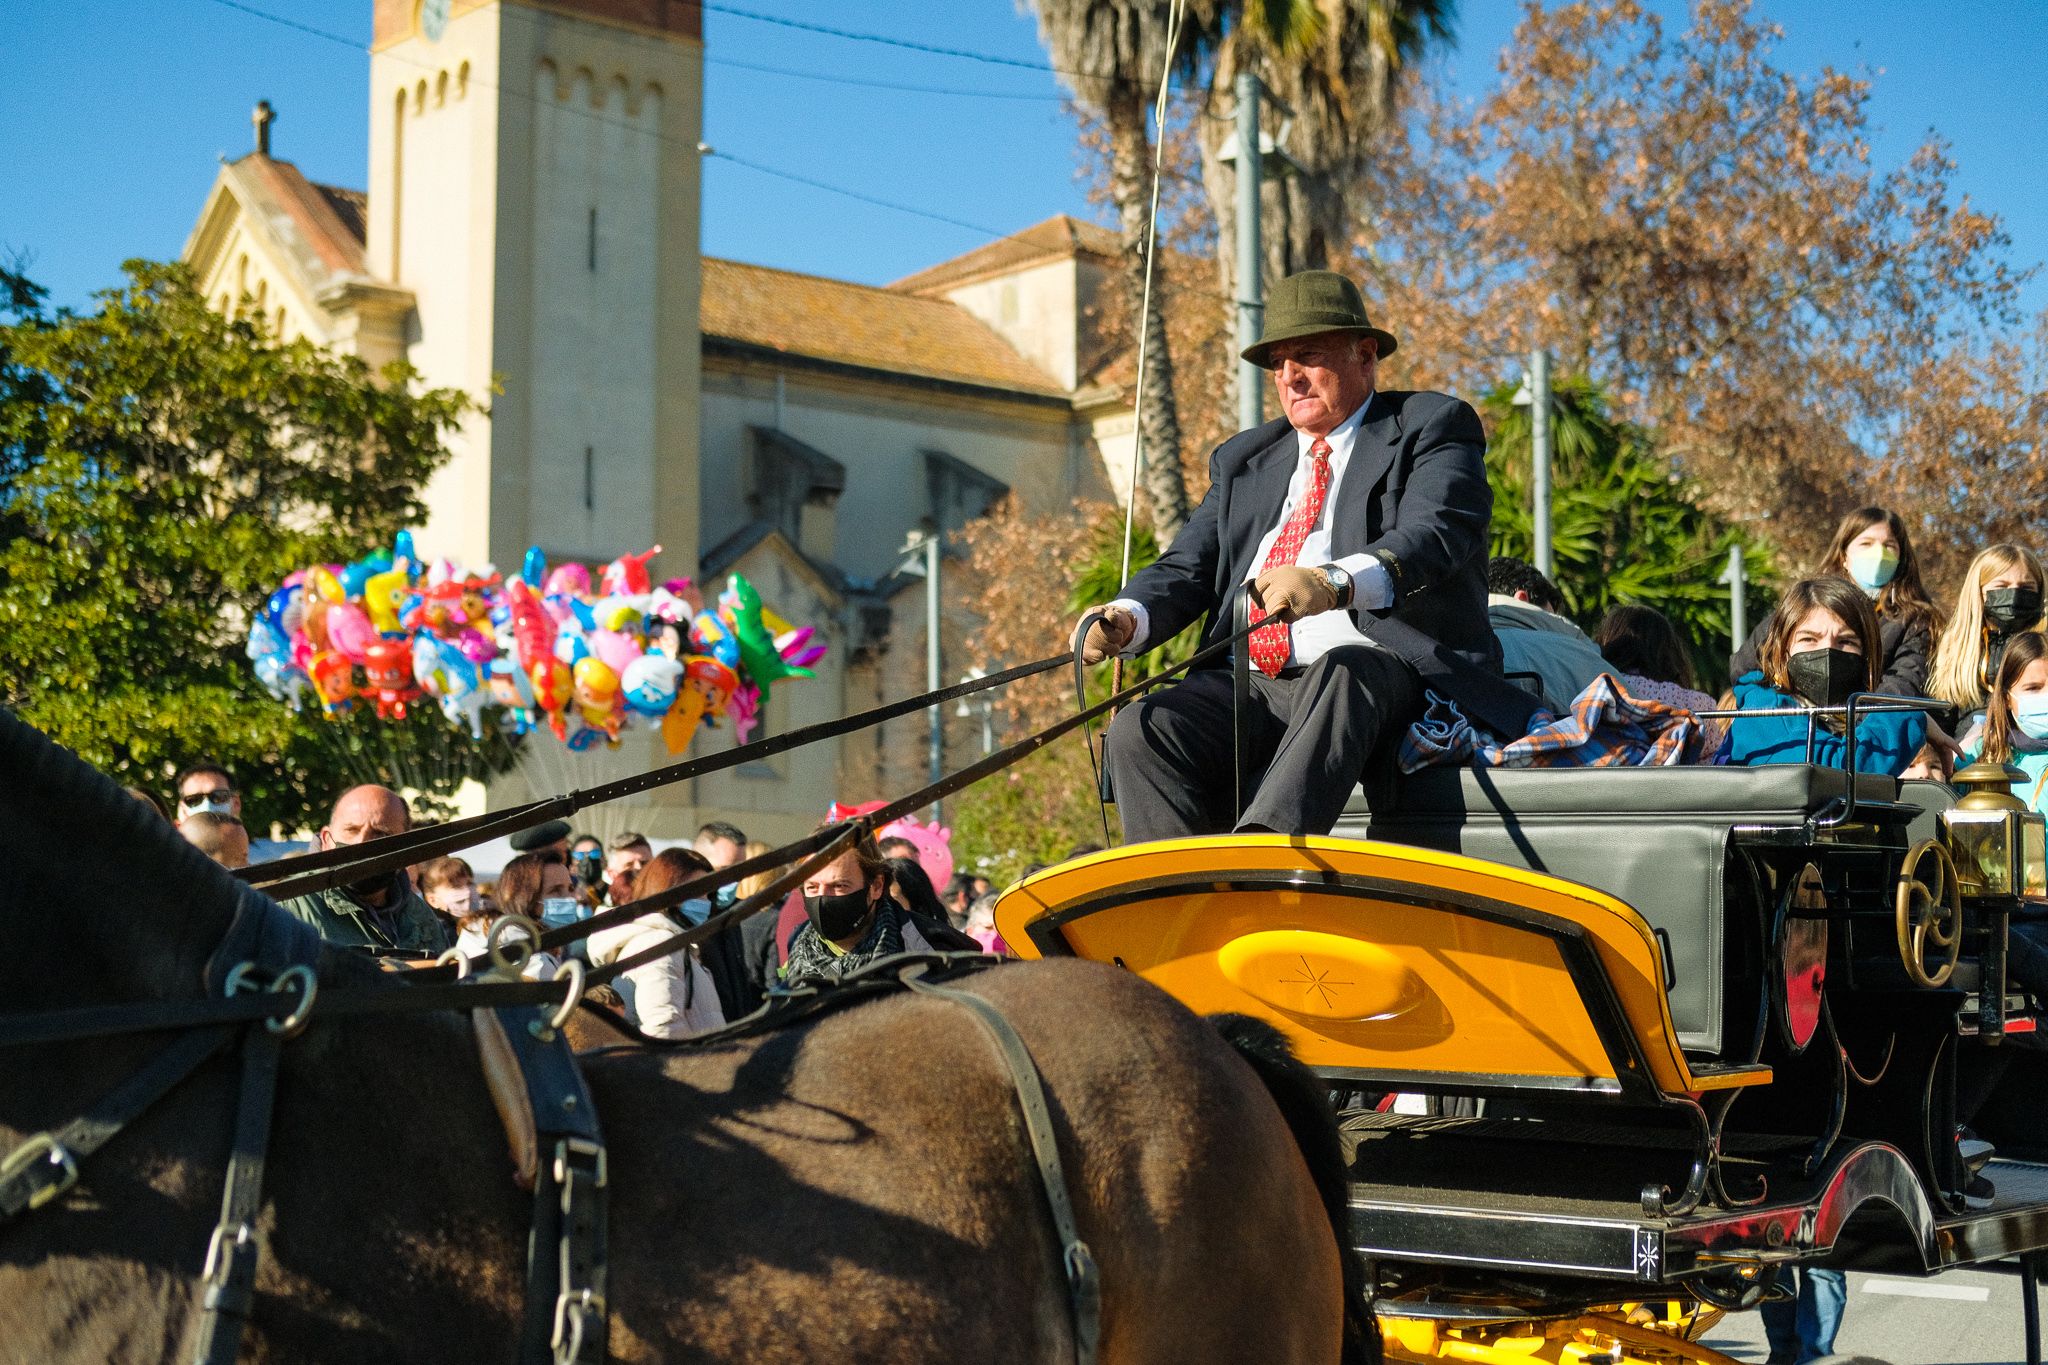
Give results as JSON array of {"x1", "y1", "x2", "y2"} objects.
[
  {"x1": 779, "y1": 828, "x2": 978, "y2": 987},
  {"x1": 418, "y1": 857, "x2": 477, "y2": 930},
  {"x1": 1960, "y1": 632, "x2": 2048, "y2": 814},
  {"x1": 1930, "y1": 544, "x2": 2048, "y2": 731},
  {"x1": 1724, "y1": 577, "x2": 1927, "y2": 776},
  {"x1": 584, "y1": 849, "x2": 751, "y2": 1039},
  {"x1": 458, "y1": 850, "x2": 564, "y2": 979},
  {"x1": 1729, "y1": 507, "x2": 1943, "y2": 697}
]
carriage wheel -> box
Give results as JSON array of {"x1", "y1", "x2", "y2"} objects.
[{"x1": 1895, "y1": 839, "x2": 1961, "y2": 989}]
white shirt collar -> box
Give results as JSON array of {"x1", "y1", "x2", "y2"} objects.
[{"x1": 1295, "y1": 392, "x2": 1373, "y2": 463}]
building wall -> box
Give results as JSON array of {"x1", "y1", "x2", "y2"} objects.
[
  {"x1": 937, "y1": 257, "x2": 1082, "y2": 391},
  {"x1": 366, "y1": 0, "x2": 703, "y2": 576},
  {"x1": 699, "y1": 355, "x2": 1094, "y2": 584},
  {"x1": 190, "y1": 210, "x2": 327, "y2": 346},
  {"x1": 369, "y1": 6, "x2": 500, "y2": 570}
]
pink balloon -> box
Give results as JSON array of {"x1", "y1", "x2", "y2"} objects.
[
  {"x1": 591, "y1": 628, "x2": 642, "y2": 677},
  {"x1": 324, "y1": 603, "x2": 378, "y2": 662},
  {"x1": 875, "y1": 815, "x2": 954, "y2": 890},
  {"x1": 544, "y1": 564, "x2": 592, "y2": 598}
]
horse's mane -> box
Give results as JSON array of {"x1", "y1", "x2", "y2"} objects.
[{"x1": 0, "y1": 705, "x2": 323, "y2": 1004}]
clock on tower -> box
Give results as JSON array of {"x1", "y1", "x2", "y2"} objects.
[{"x1": 419, "y1": 0, "x2": 451, "y2": 42}]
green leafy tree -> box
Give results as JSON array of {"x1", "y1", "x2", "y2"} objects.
[
  {"x1": 1481, "y1": 372, "x2": 1774, "y2": 690},
  {"x1": 0, "y1": 260, "x2": 519, "y2": 833}
]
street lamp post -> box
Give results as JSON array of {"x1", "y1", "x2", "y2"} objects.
[
  {"x1": 955, "y1": 668, "x2": 994, "y2": 757},
  {"x1": 897, "y1": 527, "x2": 944, "y2": 821}
]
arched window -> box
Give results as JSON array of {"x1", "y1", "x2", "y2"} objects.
[
  {"x1": 435, "y1": 71, "x2": 448, "y2": 107},
  {"x1": 456, "y1": 61, "x2": 470, "y2": 98}
]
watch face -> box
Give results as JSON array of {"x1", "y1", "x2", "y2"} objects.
[{"x1": 420, "y1": 0, "x2": 451, "y2": 41}]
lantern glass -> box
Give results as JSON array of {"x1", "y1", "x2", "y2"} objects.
[
  {"x1": 1945, "y1": 808, "x2": 2014, "y2": 896},
  {"x1": 2024, "y1": 811, "x2": 2047, "y2": 900}
]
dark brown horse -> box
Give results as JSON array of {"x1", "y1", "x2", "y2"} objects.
[{"x1": 0, "y1": 709, "x2": 1372, "y2": 1364}]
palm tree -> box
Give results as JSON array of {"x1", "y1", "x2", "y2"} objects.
[
  {"x1": 1198, "y1": 1, "x2": 1456, "y2": 302},
  {"x1": 1481, "y1": 372, "x2": 1776, "y2": 690},
  {"x1": 1025, "y1": 0, "x2": 1222, "y2": 548}
]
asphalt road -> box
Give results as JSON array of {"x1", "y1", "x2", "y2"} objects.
[{"x1": 1697, "y1": 1262, "x2": 2042, "y2": 1364}]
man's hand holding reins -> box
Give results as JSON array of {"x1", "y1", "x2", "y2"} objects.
[
  {"x1": 1251, "y1": 566, "x2": 1340, "y2": 623},
  {"x1": 1076, "y1": 605, "x2": 1137, "y2": 666}
]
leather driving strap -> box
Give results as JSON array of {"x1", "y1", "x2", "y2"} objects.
[
  {"x1": 898, "y1": 963, "x2": 1099, "y2": 1365},
  {"x1": 188, "y1": 1019, "x2": 286, "y2": 1365},
  {"x1": 0, "y1": 1026, "x2": 234, "y2": 1222},
  {"x1": 497, "y1": 1004, "x2": 608, "y2": 1365},
  {"x1": 1233, "y1": 583, "x2": 1254, "y2": 824}
]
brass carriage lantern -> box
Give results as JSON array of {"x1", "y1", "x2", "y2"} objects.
[{"x1": 1944, "y1": 759, "x2": 2048, "y2": 899}]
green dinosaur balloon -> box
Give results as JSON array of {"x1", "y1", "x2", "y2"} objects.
[{"x1": 726, "y1": 573, "x2": 814, "y2": 702}]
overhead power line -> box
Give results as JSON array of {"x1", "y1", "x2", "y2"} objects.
[
  {"x1": 680, "y1": 0, "x2": 1054, "y2": 73},
  {"x1": 706, "y1": 55, "x2": 1063, "y2": 102},
  {"x1": 195, "y1": 0, "x2": 1231, "y2": 314}
]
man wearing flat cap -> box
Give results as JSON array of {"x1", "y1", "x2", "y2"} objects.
[{"x1": 1077, "y1": 270, "x2": 1537, "y2": 839}]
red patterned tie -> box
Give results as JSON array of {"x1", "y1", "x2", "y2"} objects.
[{"x1": 1247, "y1": 439, "x2": 1333, "y2": 678}]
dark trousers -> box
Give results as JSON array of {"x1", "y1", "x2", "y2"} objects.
[{"x1": 1104, "y1": 644, "x2": 1422, "y2": 840}]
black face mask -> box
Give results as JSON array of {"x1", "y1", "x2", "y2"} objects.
[
  {"x1": 1785, "y1": 647, "x2": 1866, "y2": 710},
  {"x1": 570, "y1": 853, "x2": 603, "y2": 889},
  {"x1": 805, "y1": 886, "x2": 876, "y2": 941},
  {"x1": 1984, "y1": 585, "x2": 2043, "y2": 636}
]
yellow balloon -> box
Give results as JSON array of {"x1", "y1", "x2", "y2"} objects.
[
  {"x1": 662, "y1": 689, "x2": 707, "y2": 754},
  {"x1": 310, "y1": 567, "x2": 345, "y2": 603},
  {"x1": 362, "y1": 567, "x2": 411, "y2": 634}
]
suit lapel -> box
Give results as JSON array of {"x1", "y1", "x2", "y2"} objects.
[
  {"x1": 1227, "y1": 426, "x2": 1302, "y2": 576},
  {"x1": 1332, "y1": 392, "x2": 1402, "y2": 557}
]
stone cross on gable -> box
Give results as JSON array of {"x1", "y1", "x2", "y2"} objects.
[{"x1": 253, "y1": 100, "x2": 275, "y2": 157}]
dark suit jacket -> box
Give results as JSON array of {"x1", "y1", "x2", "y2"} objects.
[{"x1": 1120, "y1": 390, "x2": 1539, "y2": 739}]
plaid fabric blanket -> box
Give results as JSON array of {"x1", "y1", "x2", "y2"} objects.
[{"x1": 1398, "y1": 673, "x2": 1709, "y2": 773}]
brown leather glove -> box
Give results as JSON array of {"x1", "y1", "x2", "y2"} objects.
[
  {"x1": 1251, "y1": 566, "x2": 1338, "y2": 623},
  {"x1": 1074, "y1": 605, "x2": 1137, "y2": 666}
]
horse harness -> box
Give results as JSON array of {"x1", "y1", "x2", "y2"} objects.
[{"x1": 0, "y1": 894, "x2": 1100, "y2": 1365}]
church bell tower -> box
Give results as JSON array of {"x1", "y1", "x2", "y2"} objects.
[{"x1": 366, "y1": 0, "x2": 703, "y2": 575}]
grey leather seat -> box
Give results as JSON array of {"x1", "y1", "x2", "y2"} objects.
[{"x1": 1334, "y1": 765, "x2": 1918, "y2": 1055}]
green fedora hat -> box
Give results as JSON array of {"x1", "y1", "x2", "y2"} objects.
[{"x1": 1241, "y1": 270, "x2": 1399, "y2": 368}]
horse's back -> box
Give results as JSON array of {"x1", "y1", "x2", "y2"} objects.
[{"x1": 583, "y1": 958, "x2": 1344, "y2": 1364}]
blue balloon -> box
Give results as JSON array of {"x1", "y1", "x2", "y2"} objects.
[
  {"x1": 523, "y1": 545, "x2": 548, "y2": 587},
  {"x1": 394, "y1": 529, "x2": 419, "y2": 566},
  {"x1": 264, "y1": 584, "x2": 304, "y2": 636},
  {"x1": 339, "y1": 559, "x2": 377, "y2": 598}
]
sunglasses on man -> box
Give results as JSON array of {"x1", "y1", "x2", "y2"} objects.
[{"x1": 180, "y1": 788, "x2": 235, "y2": 809}]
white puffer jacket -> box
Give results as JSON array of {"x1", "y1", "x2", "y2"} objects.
[{"x1": 585, "y1": 911, "x2": 725, "y2": 1040}]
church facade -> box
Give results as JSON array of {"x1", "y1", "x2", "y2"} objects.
[{"x1": 182, "y1": 0, "x2": 1132, "y2": 844}]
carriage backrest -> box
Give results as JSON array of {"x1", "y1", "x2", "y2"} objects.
[
  {"x1": 994, "y1": 836, "x2": 1767, "y2": 1102},
  {"x1": 1340, "y1": 765, "x2": 1925, "y2": 1056}
]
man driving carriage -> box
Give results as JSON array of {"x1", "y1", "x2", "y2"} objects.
[{"x1": 1076, "y1": 270, "x2": 1539, "y2": 840}]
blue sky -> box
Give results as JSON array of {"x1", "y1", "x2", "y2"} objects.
[{"x1": 3, "y1": 0, "x2": 2042, "y2": 321}]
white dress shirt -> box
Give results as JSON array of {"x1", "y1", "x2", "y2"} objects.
[{"x1": 1111, "y1": 399, "x2": 1394, "y2": 668}]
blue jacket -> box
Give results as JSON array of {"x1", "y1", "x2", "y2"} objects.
[{"x1": 1725, "y1": 673, "x2": 1922, "y2": 777}]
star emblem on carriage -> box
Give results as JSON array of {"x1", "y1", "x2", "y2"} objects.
[{"x1": 1276, "y1": 955, "x2": 1353, "y2": 1010}]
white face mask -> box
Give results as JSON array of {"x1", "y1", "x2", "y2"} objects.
[
  {"x1": 1845, "y1": 543, "x2": 1899, "y2": 595},
  {"x1": 2015, "y1": 700, "x2": 2048, "y2": 743}
]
